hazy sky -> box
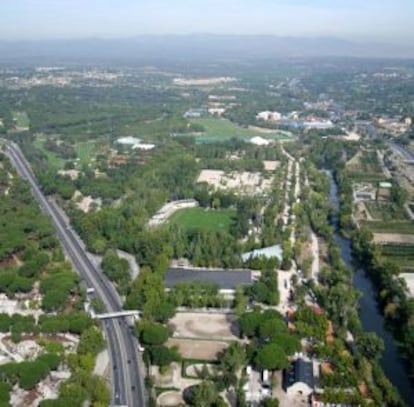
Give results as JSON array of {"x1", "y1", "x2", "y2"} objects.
[{"x1": 1, "y1": 0, "x2": 413, "y2": 44}]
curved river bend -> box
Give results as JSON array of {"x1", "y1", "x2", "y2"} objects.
[{"x1": 327, "y1": 171, "x2": 414, "y2": 406}]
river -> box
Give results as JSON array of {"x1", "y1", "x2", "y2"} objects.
[{"x1": 327, "y1": 171, "x2": 414, "y2": 406}]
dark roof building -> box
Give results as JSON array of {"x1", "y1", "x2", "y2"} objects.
[
  {"x1": 165, "y1": 268, "x2": 254, "y2": 290},
  {"x1": 283, "y1": 359, "x2": 314, "y2": 396}
]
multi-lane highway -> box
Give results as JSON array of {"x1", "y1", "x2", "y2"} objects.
[{"x1": 4, "y1": 141, "x2": 145, "y2": 407}]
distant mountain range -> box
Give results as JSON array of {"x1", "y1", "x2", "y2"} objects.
[{"x1": 0, "y1": 35, "x2": 412, "y2": 64}]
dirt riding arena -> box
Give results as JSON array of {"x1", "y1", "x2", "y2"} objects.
[
  {"x1": 167, "y1": 338, "x2": 229, "y2": 361},
  {"x1": 168, "y1": 312, "x2": 238, "y2": 340},
  {"x1": 197, "y1": 169, "x2": 272, "y2": 195},
  {"x1": 373, "y1": 233, "x2": 414, "y2": 245},
  {"x1": 157, "y1": 391, "x2": 184, "y2": 407}
]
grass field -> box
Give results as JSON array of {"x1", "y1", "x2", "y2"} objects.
[
  {"x1": 381, "y1": 245, "x2": 414, "y2": 272},
  {"x1": 365, "y1": 202, "x2": 408, "y2": 221},
  {"x1": 346, "y1": 150, "x2": 385, "y2": 182},
  {"x1": 33, "y1": 138, "x2": 65, "y2": 170},
  {"x1": 168, "y1": 207, "x2": 235, "y2": 232},
  {"x1": 75, "y1": 141, "x2": 96, "y2": 165},
  {"x1": 190, "y1": 118, "x2": 294, "y2": 143},
  {"x1": 13, "y1": 111, "x2": 30, "y2": 129},
  {"x1": 361, "y1": 220, "x2": 414, "y2": 234}
]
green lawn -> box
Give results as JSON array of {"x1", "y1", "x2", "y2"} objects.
[
  {"x1": 75, "y1": 141, "x2": 96, "y2": 165},
  {"x1": 361, "y1": 220, "x2": 414, "y2": 234},
  {"x1": 380, "y1": 245, "x2": 414, "y2": 272},
  {"x1": 190, "y1": 118, "x2": 294, "y2": 143},
  {"x1": 13, "y1": 111, "x2": 30, "y2": 129},
  {"x1": 33, "y1": 138, "x2": 65, "y2": 170},
  {"x1": 365, "y1": 202, "x2": 408, "y2": 221},
  {"x1": 168, "y1": 207, "x2": 236, "y2": 232}
]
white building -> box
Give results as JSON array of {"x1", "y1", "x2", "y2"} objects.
[
  {"x1": 256, "y1": 111, "x2": 282, "y2": 121},
  {"x1": 249, "y1": 136, "x2": 271, "y2": 146}
]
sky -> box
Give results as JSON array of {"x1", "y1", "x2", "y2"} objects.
[{"x1": 1, "y1": 0, "x2": 413, "y2": 45}]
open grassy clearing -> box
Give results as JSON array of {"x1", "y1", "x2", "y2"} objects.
[
  {"x1": 190, "y1": 118, "x2": 294, "y2": 143},
  {"x1": 74, "y1": 141, "x2": 97, "y2": 165},
  {"x1": 33, "y1": 138, "x2": 66, "y2": 170},
  {"x1": 361, "y1": 221, "x2": 414, "y2": 234},
  {"x1": 380, "y1": 244, "x2": 414, "y2": 271},
  {"x1": 346, "y1": 150, "x2": 385, "y2": 182},
  {"x1": 365, "y1": 202, "x2": 408, "y2": 221},
  {"x1": 167, "y1": 207, "x2": 235, "y2": 232},
  {"x1": 13, "y1": 111, "x2": 30, "y2": 129}
]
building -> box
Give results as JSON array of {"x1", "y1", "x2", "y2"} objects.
[
  {"x1": 283, "y1": 359, "x2": 314, "y2": 397},
  {"x1": 242, "y1": 244, "x2": 283, "y2": 263},
  {"x1": 183, "y1": 108, "x2": 207, "y2": 119},
  {"x1": 165, "y1": 268, "x2": 255, "y2": 298},
  {"x1": 256, "y1": 111, "x2": 282, "y2": 121},
  {"x1": 249, "y1": 136, "x2": 271, "y2": 146}
]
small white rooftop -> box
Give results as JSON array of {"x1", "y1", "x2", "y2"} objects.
[
  {"x1": 249, "y1": 136, "x2": 271, "y2": 146},
  {"x1": 379, "y1": 182, "x2": 392, "y2": 188},
  {"x1": 132, "y1": 143, "x2": 156, "y2": 150},
  {"x1": 116, "y1": 136, "x2": 141, "y2": 145},
  {"x1": 242, "y1": 245, "x2": 283, "y2": 262}
]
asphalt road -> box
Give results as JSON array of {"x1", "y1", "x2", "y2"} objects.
[
  {"x1": 5, "y1": 142, "x2": 145, "y2": 407},
  {"x1": 387, "y1": 141, "x2": 414, "y2": 161}
]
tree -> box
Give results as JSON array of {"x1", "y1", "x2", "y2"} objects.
[
  {"x1": 271, "y1": 333, "x2": 301, "y2": 356},
  {"x1": 240, "y1": 311, "x2": 262, "y2": 338},
  {"x1": 261, "y1": 398, "x2": 279, "y2": 407},
  {"x1": 139, "y1": 322, "x2": 170, "y2": 346},
  {"x1": 220, "y1": 342, "x2": 246, "y2": 374},
  {"x1": 77, "y1": 327, "x2": 105, "y2": 356},
  {"x1": 356, "y1": 332, "x2": 384, "y2": 361},
  {"x1": 147, "y1": 346, "x2": 181, "y2": 367},
  {"x1": 255, "y1": 343, "x2": 289, "y2": 370},
  {"x1": 258, "y1": 318, "x2": 288, "y2": 341},
  {"x1": 188, "y1": 381, "x2": 218, "y2": 407}
]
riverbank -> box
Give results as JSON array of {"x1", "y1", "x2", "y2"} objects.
[{"x1": 327, "y1": 170, "x2": 414, "y2": 406}]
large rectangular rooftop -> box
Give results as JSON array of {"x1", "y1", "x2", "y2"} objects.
[{"x1": 165, "y1": 268, "x2": 254, "y2": 290}]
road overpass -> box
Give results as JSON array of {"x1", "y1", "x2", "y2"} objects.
[
  {"x1": 4, "y1": 141, "x2": 145, "y2": 407},
  {"x1": 95, "y1": 310, "x2": 141, "y2": 320}
]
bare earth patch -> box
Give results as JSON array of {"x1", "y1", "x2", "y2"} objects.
[
  {"x1": 168, "y1": 312, "x2": 238, "y2": 339},
  {"x1": 157, "y1": 391, "x2": 184, "y2": 407},
  {"x1": 185, "y1": 363, "x2": 216, "y2": 378},
  {"x1": 197, "y1": 169, "x2": 272, "y2": 195},
  {"x1": 167, "y1": 338, "x2": 229, "y2": 360},
  {"x1": 373, "y1": 233, "x2": 414, "y2": 244},
  {"x1": 263, "y1": 160, "x2": 280, "y2": 171}
]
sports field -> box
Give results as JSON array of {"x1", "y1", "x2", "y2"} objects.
[
  {"x1": 168, "y1": 207, "x2": 235, "y2": 232},
  {"x1": 190, "y1": 118, "x2": 293, "y2": 143}
]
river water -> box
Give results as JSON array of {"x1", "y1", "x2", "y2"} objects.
[{"x1": 327, "y1": 171, "x2": 414, "y2": 406}]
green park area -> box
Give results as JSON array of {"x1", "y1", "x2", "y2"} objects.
[
  {"x1": 33, "y1": 138, "x2": 66, "y2": 170},
  {"x1": 168, "y1": 207, "x2": 235, "y2": 233},
  {"x1": 75, "y1": 141, "x2": 97, "y2": 165},
  {"x1": 346, "y1": 150, "x2": 386, "y2": 182},
  {"x1": 365, "y1": 202, "x2": 408, "y2": 221},
  {"x1": 13, "y1": 111, "x2": 30, "y2": 129},
  {"x1": 191, "y1": 117, "x2": 294, "y2": 143},
  {"x1": 360, "y1": 220, "x2": 414, "y2": 234},
  {"x1": 380, "y1": 244, "x2": 414, "y2": 272}
]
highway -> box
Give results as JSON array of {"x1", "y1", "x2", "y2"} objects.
[
  {"x1": 387, "y1": 140, "x2": 414, "y2": 161},
  {"x1": 4, "y1": 141, "x2": 145, "y2": 407}
]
